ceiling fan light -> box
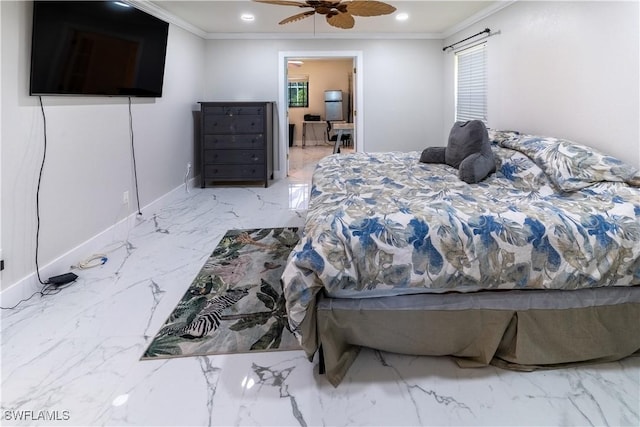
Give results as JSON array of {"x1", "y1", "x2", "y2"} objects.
[
  {"x1": 241, "y1": 13, "x2": 255, "y2": 22},
  {"x1": 396, "y1": 13, "x2": 409, "y2": 21},
  {"x1": 256, "y1": 0, "x2": 397, "y2": 29}
]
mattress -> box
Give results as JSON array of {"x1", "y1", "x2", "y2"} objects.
[
  {"x1": 283, "y1": 132, "x2": 640, "y2": 334},
  {"x1": 281, "y1": 130, "x2": 640, "y2": 385}
]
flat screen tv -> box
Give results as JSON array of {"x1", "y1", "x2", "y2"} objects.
[{"x1": 30, "y1": 1, "x2": 169, "y2": 97}]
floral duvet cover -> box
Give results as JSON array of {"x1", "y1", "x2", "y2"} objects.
[{"x1": 281, "y1": 131, "x2": 640, "y2": 334}]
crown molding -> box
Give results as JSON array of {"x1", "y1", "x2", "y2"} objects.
[
  {"x1": 127, "y1": 0, "x2": 516, "y2": 42},
  {"x1": 125, "y1": 0, "x2": 208, "y2": 39},
  {"x1": 203, "y1": 32, "x2": 442, "y2": 40},
  {"x1": 440, "y1": 0, "x2": 517, "y2": 39}
]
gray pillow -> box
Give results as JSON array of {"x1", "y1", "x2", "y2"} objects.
[{"x1": 421, "y1": 120, "x2": 496, "y2": 184}]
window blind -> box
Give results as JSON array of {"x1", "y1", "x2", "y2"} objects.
[
  {"x1": 455, "y1": 43, "x2": 487, "y2": 123},
  {"x1": 288, "y1": 75, "x2": 309, "y2": 108}
]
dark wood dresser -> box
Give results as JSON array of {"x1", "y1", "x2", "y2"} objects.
[{"x1": 199, "y1": 101, "x2": 273, "y2": 188}]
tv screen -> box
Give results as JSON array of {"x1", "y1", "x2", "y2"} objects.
[{"x1": 30, "y1": 1, "x2": 169, "y2": 97}]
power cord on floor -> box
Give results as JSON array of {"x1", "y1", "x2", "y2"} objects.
[
  {"x1": 2, "y1": 244, "x2": 128, "y2": 311},
  {"x1": 70, "y1": 240, "x2": 127, "y2": 270},
  {"x1": 71, "y1": 253, "x2": 108, "y2": 269},
  {"x1": 0, "y1": 280, "x2": 77, "y2": 310}
]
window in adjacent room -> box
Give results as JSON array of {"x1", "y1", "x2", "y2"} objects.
[
  {"x1": 455, "y1": 43, "x2": 487, "y2": 123},
  {"x1": 288, "y1": 76, "x2": 309, "y2": 108}
]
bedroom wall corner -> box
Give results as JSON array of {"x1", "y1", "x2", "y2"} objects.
[
  {"x1": 442, "y1": 0, "x2": 640, "y2": 168},
  {"x1": 0, "y1": 1, "x2": 206, "y2": 295}
]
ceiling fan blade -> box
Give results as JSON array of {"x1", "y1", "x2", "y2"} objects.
[
  {"x1": 344, "y1": 1, "x2": 396, "y2": 17},
  {"x1": 326, "y1": 12, "x2": 355, "y2": 29},
  {"x1": 279, "y1": 10, "x2": 316, "y2": 25},
  {"x1": 253, "y1": 0, "x2": 309, "y2": 7}
]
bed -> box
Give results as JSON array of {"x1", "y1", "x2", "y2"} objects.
[{"x1": 281, "y1": 130, "x2": 640, "y2": 386}]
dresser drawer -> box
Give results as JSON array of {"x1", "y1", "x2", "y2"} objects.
[
  {"x1": 204, "y1": 149, "x2": 265, "y2": 165},
  {"x1": 204, "y1": 164, "x2": 265, "y2": 180},
  {"x1": 202, "y1": 105, "x2": 264, "y2": 116},
  {"x1": 203, "y1": 115, "x2": 264, "y2": 134},
  {"x1": 203, "y1": 134, "x2": 264, "y2": 150}
]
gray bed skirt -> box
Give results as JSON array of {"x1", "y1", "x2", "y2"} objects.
[{"x1": 298, "y1": 286, "x2": 640, "y2": 387}]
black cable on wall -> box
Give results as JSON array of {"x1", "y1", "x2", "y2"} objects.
[
  {"x1": 35, "y1": 96, "x2": 48, "y2": 285},
  {"x1": 1, "y1": 97, "x2": 73, "y2": 309},
  {"x1": 128, "y1": 97, "x2": 143, "y2": 216}
]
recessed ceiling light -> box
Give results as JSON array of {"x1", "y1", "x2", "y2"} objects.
[
  {"x1": 396, "y1": 13, "x2": 409, "y2": 21},
  {"x1": 241, "y1": 14, "x2": 255, "y2": 22}
]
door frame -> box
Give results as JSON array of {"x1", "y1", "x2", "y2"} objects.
[{"x1": 277, "y1": 50, "x2": 364, "y2": 178}]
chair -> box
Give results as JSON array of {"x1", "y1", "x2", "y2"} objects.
[{"x1": 326, "y1": 121, "x2": 351, "y2": 151}]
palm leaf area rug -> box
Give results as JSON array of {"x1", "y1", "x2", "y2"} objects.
[{"x1": 142, "y1": 227, "x2": 301, "y2": 360}]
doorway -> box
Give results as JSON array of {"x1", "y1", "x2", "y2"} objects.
[{"x1": 277, "y1": 51, "x2": 364, "y2": 179}]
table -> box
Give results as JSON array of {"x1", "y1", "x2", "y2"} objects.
[
  {"x1": 332, "y1": 122, "x2": 354, "y2": 154},
  {"x1": 301, "y1": 121, "x2": 326, "y2": 148}
]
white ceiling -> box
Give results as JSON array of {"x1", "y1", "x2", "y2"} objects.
[{"x1": 140, "y1": 1, "x2": 509, "y2": 38}]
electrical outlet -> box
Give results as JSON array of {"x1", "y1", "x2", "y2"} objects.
[{"x1": 122, "y1": 191, "x2": 129, "y2": 206}]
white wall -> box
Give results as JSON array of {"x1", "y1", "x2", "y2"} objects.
[
  {"x1": 0, "y1": 2, "x2": 3, "y2": 290},
  {"x1": 0, "y1": 1, "x2": 205, "y2": 291},
  {"x1": 443, "y1": 1, "x2": 640, "y2": 168},
  {"x1": 203, "y1": 38, "x2": 445, "y2": 154}
]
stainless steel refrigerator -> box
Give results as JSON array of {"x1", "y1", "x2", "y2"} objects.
[{"x1": 324, "y1": 90, "x2": 343, "y2": 121}]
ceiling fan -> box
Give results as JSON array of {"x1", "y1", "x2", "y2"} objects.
[{"x1": 254, "y1": 0, "x2": 397, "y2": 29}]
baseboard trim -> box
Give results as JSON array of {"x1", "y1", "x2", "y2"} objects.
[{"x1": 0, "y1": 177, "x2": 197, "y2": 309}]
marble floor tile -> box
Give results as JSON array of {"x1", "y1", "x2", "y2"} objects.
[{"x1": 1, "y1": 151, "x2": 639, "y2": 426}]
